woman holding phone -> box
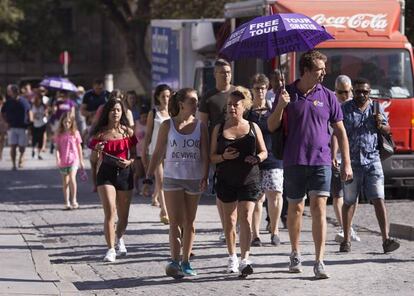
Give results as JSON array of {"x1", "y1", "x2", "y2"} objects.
[
  {"x1": 210, "y1": 86, "x2": 267, "y2": 278},
  {"x1": 89, "y1": 97, "x2": 137, "y2": 263}
]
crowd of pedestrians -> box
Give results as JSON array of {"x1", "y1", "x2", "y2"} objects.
[{"x1": 0, "y1": 49, "x2": 401, "y2": 281}]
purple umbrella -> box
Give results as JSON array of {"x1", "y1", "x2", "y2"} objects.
[
  {"x1": 40, "y1": 76, "x2": 78, "y2": 92},
  {"x1": 220, "y1": 13, "x2": 334, "y2": 61}
]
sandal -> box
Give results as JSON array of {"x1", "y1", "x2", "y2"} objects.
[{"x1": 160, "y1": 216, "x2": 169, "y2": 225}]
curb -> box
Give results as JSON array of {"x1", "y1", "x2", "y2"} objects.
[
  {"x1": 18, "y1": 216, "x2": 80, "y2": 295},
  {"x1": 390, "y1": 223, "x2": 414, "y2": 241}
]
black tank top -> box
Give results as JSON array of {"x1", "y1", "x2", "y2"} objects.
[{"x1": 216, "y1": 121, "x2": 260, "y2": 186}]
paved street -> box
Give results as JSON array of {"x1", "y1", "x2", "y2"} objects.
[{"x1": 0, "y1": 148, "x2": 413, "y2": 295}]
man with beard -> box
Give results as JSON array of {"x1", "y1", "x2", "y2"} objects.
[
  {"x1": 267, "y1": 50, "x2": 353, "y2": 279},
  {"x1": 339, "y1": 77, "x2": 400, "y2": 254}
]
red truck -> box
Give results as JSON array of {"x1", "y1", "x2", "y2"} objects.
[{"x1": 225, "y1": 0, "x2": 414, "y2": 191}]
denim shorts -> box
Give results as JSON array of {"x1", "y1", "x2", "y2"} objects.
[
  {"x1": 343, "y1": 161, "x2": 385, "y2": 205},
  {"x1": 284, "y1": 165, "x2": 331, "y2": 203},
  {"x1": 163, "y1": 177, "x2": 202, "y2": 195},
  {"x1": 330, "y1": 168, "x2": 343, "y2": 198}
]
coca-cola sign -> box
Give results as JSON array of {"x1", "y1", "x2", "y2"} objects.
[{"x1": 312, "y1": 13, "x2": 388, "y2": 30}]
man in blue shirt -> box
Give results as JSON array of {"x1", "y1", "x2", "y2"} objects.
[
  {"x1": 340, "y1": 77, "x2": 400, "y2": 254},
  {"x1": 1, "y1": 84, "x2": 32, "y2": 170}
]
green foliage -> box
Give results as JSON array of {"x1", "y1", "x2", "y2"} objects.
[
  {"x1": 0, "y1": 0, "x2": 23, "y2": 45},
  {"x1": 0, "y1": 0, "x2": 66, "y2": 59}
]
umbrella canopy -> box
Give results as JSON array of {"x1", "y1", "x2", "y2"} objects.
[
  {"x1": 220, "y1": 13, "x2": 334, "y2": 61},
  {"x1": 39, "y1": 77, "x2": 77, "y2": 92}
]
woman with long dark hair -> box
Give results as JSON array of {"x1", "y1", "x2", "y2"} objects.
[{"x1": 89, "y1": 97, "x2": 137, "y2": 262}]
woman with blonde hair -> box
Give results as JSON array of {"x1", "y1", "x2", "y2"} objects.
[{"x1": 210, "y1": 86, "x2": 267, "y2": 278}]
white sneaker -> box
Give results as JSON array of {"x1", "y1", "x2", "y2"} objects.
[
  {"x1": 335, "y1": 229, "x2": 344, "y2": 243},
  {"x1": 116, "y1": 238, "x2": 127, "y2": 256},
  {"x1": 227, "y1": 255, "x2": 239, "y2": 273},
  {"x1": 103, "y1": 248, "x2": 116, "y2": 262},
  {"x1": 350, "y1": 227, "x2": 361, "y2": 242},
  {"x1": 239, "y1": 258, "x2": 253, "y2": 278}
]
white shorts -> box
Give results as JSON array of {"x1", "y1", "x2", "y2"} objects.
[
  {"x1": 7, "y1": 128, "x2": 28, "y2": 147},
  {"x1": 260, "y1": 168, "x2": 283, "y2": 193}
]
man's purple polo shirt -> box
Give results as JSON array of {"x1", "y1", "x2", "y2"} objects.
[{"x1": 273, "y1": 80, "x2": 343, "y2": 167}]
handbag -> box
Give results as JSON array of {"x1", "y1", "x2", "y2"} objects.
[
  {"x1": 102, "y1": 152, "x2": 123, "y2": 167},
  {"x1": 378, "y1": 132, "x2": 395, "y2": 160},
  {"x1": 372, "y1": 101, "x2": 395, "y2": 160}
]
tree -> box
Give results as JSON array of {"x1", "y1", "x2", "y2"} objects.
[
  {"x1": 80, "y1": 0, "x2": 235, "y2": 94},
  {"x1": 0, "y1": 1, "x2": 68, "y2": 60}
]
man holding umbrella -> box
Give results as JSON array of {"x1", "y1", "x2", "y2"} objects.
[{"x1": 267, "y1": 50, "x2": 353, "y2": 279}]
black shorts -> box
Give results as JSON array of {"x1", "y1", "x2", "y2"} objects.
[
  {"x1": 97, "y1": 162, "x2": 134, "y2": 191},
  {"x1": 215, "y1": 179, "x2": 261, "y2": 203}
]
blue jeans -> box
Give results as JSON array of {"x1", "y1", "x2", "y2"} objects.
[
  {"x1": 343, "y1": 161, "x2": 385, "y2": 205},
  {"x1": 284, "y1": 165, "x2": 331, "y2": 203}
]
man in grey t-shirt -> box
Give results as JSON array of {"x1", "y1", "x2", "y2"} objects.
[
  {"x1": 198, "y1": 59, "x2": 234, "y2": 135},
  {"x1": 198, "y1": 59, "x2": 234, "y2": 248}
]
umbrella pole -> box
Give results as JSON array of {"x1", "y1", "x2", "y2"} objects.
[{"x1": 279, "y1": 61, "x2": 285, "y2": 91}]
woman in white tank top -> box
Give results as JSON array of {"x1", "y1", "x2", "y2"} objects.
[
  {"x1": 145, "y1": 88, "x2": 209, "y2": 278},
  {"x1": 142, "y1": 84, "x2": 171, "y2": 224}
]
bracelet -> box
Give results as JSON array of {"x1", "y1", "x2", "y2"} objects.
[
  {"x1": 143, "y1": 178, "x2": 153, "y2": 185},
  {"x1": 221, "y1": 154, "x2": 226, "y2": 161}
]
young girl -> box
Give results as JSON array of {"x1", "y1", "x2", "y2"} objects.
[{"x1": 55, "y1": 112, "x2": 84, "y2": 209}]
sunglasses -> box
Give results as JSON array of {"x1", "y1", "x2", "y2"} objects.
[
  {"x1": 353, "y1": 89, "x2": 370, "y2": 96},
  {"x1": 336, "y1": 89, "x2": 350, "y2": 95}
]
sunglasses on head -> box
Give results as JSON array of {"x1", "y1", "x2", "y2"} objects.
[
  {"x1": 353, "y1": 89, "x2": 370, "y2": 96},
  {"x1": 336, "y1": 89, "x2": 350, "y2": 95}
]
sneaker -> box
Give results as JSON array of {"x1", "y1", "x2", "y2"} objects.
[
  {"x1": 238, "y1": 259, "x2": 253, "y2": 278},
  {"x1": 271, "y1": 234, "x2": 281, "y2": 246},
  {"x1": 339, "y1": 241, "x2": 351, "y2": 252},
  {"x1": 335, "y1": 229, "x2": 344, "y2": 243},
  {"x1": 103, "y1": 248, "x2": 116, "y2": 262},
  {"x1": 219, "y1": 232, "x2": 226, "y2": 242},
  {"x1": 227, "y1": 255, "x2": 239, "y2": 273},
  {"x1": 165, "y1": 260, "x2": 184, "y2": 279},
  {"x1": 181, "y1": 261, "x2": 197, "y2": 276},
  {"x1": 288, "y1": 251, "x2": 302, "y2": 273},
  {"x1": 350, "y1": 227, "x2": 361, "y2": 242},
  {"x1": 383, "y1": 238, "x2": 400, "y2": 253},
  {"x1": 251, "y1": 237, "x2": 262, "y2": 247},
  {"x1": 313, "y1": 261, "x2": 330, "y2": 279},
  {"x1": 64, "y1": 203, "x2": 71, "y2": 210},
  {"x1": 116, "y1": 238, "x2": 127, "y2": 256}
]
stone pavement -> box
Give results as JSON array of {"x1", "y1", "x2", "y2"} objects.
[{"x1": 0, "y1": 148, "x2": 413, "y2": 295}]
